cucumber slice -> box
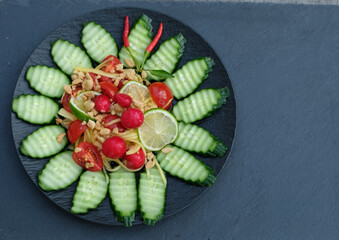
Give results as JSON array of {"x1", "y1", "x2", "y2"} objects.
[
  {"x1": 12, "y1": 94, "x2": 59, "y2": 125},
  {"x1": 26, "y1": 65, "x2": 70, "y2": 98},
  {"x1": 144, "y1": 33, "x2": 186, "y2": 80},
  {"x1": 108, "y1": 169, "x2": 137, "y2": 227},
  {"x1": 51, "y1": 39, "x2": 92, "y2": 75},
  {"x1": 71, "y1": 171, "x2": 108, "y2": 214},
  {"x1": 174, "y1": 122, "x2": 227, "y2": 157},
  {"x1": 119, "y1": 14, "x2": 153, "y2": 67},
  {"x1": 157, "y1": 145, "x2": 216, "y2": 186},
  {"x1": 164, "y1": 57, "x2": 214, "y2": 99},
  {"x1": 20, "y1": 125, "x2": 68, "y2": 158},
  {"x1": 38, "y1": 151, "x2": 82, "y2": 191},
  {"x1": 138, "y1": 168, "x2": 166, "y2": 226},
  {"x1": 172, "y1": 87, "x2": 230, "y2": 123},
  {"x1": 81, "y1": 22, "x2": 118, "y2": 63}
]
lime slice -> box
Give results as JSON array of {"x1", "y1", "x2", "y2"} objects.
[
  {"x1": 138, "y1": 108, "x2": 178, "y2": 151},
  {"x1": 69, "y1": 91, "x2": 101, "y2": 122},
  {"x1": 119, "y1": 81, "x2": 152, "y2": 102}
]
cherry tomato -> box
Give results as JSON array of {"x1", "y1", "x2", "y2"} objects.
[
  {"x1": 94, "y1": 95, "x2": 111, "y2": 113},
  {"x1": 102, "y1": 115, "x2": 126, "y2": 132},
  {"x1": 122, "y1": 148, "x2": 145, "y2": 169},
  {"x1": 72, "y1": 142, "x2": 103, "y2": 171},
  {"x1": 62, "y1": 93, "x2": 72, "y2": 112},
  {"x1": 62, "y1": 87, "x2": 82, "y2": 113},
  {"x1": 115, "y1": 93, "x2": 132, "y2": 108},
  {"x1": 117, "y1": 81, "x2": 124, "y2": 90},
  {"x1": 99, "y1": 82, "x2": 118, "y2": 99},
  {"x1": 67, "y1": 120, "x2": 88, "y2": 144},
  {"x1": 99, "y1": 76, "x2": 111, "y2": 82},
  {"x1": 72, "y1": 86, "x2": 83, "y2": 97},
  {"x1": 149, "y1": 82, "x2": 173, "y2": 110},
  {"x1": 120, "y1": 108, "x2": 144, "y2": 129},
  {"x1": 102, "y1": 136, "x2": 126, "y2": 159},
  {"x1": 101, "y1": 55, "x2": 122, "y2": 73}
]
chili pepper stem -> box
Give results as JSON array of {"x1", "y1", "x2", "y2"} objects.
[
  {"x1": 126, "y1": 46, "x2": 140, "y2": 70},
  {"x1": 140, "y1": 51, "x2": 150, "y2": 70}
]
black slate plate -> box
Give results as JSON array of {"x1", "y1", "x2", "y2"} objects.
[{"x1": 11, "y1": 7, "x2": 236, "y2": 226}]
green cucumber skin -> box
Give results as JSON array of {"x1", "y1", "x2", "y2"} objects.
[
  {"x1": 51, "y1": 39, "x2": 92, "y2": 75},
  {"x1": 174, "y1": 122, "x2": 227, "y2": 157},
  {"x1": 20, "y1": 125, "x2": 68, "y2": 159},
  {"x1": 25, "y1": 65, "x2": 70, "y2": 98},
  {"x1": 12, "y1": 94, "x2": 59, "y2": 125},
  {"x1": 81, "y1": 21, "x2": 118, "y2": 63},
  {"x1": 38, "y1": 151, "x2": 83, "y2": 191},
  {"x1": 71, "y1": 171, "x2": 108, "y2": 214},
  {"x1": 119, "y1": 14, "x2": 153, "y2": 67},
  {"x1": 173, "y1": 87, "x2": 230, "y2": 124},
  {"x1": 144, "y1": 33, "x2": 187, "y2": 81},
  {"x1": 108, "y1": 170, "x2": 137, "y2": 227},
  {"x1": 164, "y1": 57, "x2": 214, "y2": 99},
  {"x1": 157, "y1": 145, "x2": 217, "y2": 187},
  {"x1": 138, "y1": 168, "x2": 166, "y2": 226}
]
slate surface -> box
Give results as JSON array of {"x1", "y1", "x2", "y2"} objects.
[{"x1": 1, "y1": 0, "x2": 339, "y2": 239}]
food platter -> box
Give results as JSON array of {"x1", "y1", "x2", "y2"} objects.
[{"x1": 11, "y1": 7, "x2": 236, "y2": 225}]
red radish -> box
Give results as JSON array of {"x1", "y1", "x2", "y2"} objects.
[
  {"x1": 122, "y1": 148, "x2": 145, "y2": 169},
  {"x1": 120, "y1": 108, "x2": 144, "y2": 129},
  {"x1": 94, "y1": 95, "x2": 111, "y2": 113},
  {"x1": 102, "y1": 115, "x2": 126, "y2": 133},
  {"x1": 102, "y1": 136, "x2": 126, "y2": 159},
  {"x1": 115, "y1": 93, "x2": 132, "y2": 108}
]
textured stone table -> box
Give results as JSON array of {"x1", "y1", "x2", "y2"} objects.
[{"x1": 1, "y1": 1, "x2": 339, "y2": 239}]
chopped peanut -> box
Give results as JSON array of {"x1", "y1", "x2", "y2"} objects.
[
  {"x1": 82, "y1": 121, "x2": 87, "y2": 125},
  {"x1": 141, "y1": 71, "x2": 147, "y2": 79},
  {"x1": 82, "y1": 79, "x2": 93, "y2": 91},
  {"x1": 125, "y1": 59, "x2": 135, "y2": 68},
  {"x1": 100, "y1": 128, "x2": 111, "y2": 136},
  {"x1": 72, "y1": 78, "x2": 83, "y2": 85},
  {"x1": 87, "y1": 120, "x2": 95, "y2": 129},
  {"x1": 113, "y1": 103, "x2": 126, "y2": 113},
  {"x1": 74, "y1": 147, "x2": 81, "y2": 153},
  {"x1": 73, "y1": 69, "x2": 79, "y2": 74},
  {"x1": 161, "y1": 147, "x2": 174, "y2": 154},
  {"x1": 71, "y1": 74, "x2": 78, "y2": 80},
  {"x1": 63, "y1": 85, "x2": 72, "y2": 94},
  {"x1": 84, "y1": 100, "x2": 95, "y2": 111},
  {"x1": 77, "y1": 71, "x2": 85, "y2": 79},
  {"x1": 84, "y1": 91, "x2": 95, "y2": 99},
  {"x1": 55, "y1": 118, "x2": 63, "y2": 124},
  {"x1": 116, "y1": 64, "x2": 124, "y2": 71},
  {"x1": 56, "y1": 133, "x2": 66, "y2": 143}
]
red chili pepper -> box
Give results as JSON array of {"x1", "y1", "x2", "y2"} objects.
[
  {"x1": 123, "y1": 16, "x2": 130, "y2": 48},
  {"x1": 146, "y1": 23, "x2": 163, "y2": 53}
]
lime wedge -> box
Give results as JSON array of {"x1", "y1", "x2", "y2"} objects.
[
  {"x1": 119, "y1": 81, "x2": 152, "y2": 102},
  {"x1": 69, "y1": 91, "x2": 101, "y2": 122},
  {"x1": 138, "y1": 108, "x2": 178, "y2": 151}
]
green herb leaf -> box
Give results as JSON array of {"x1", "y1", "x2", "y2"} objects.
[{"x1": 148, "y1": 70, "x2": 174, "y2": 79}]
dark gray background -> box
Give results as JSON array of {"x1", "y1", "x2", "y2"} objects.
[{"x1": 1, "y1": 0, "x2": 339, "y2": 239}]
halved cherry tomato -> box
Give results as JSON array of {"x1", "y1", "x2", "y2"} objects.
[
  {"x1": 99, "y1": 82, "x2": 118, "y2": 100},
  {"x1": 102, "y1": 136, "x2": 126, "y2": 159},
  {"x1": 149, "y1": 82, "x2": 173, "y2": 110},
  {"x1": 115, "y1": 93, "x2": 132, "y2": 108},
  {"x1": 62, "y1": 93, "x2": 72, "y2": 112},
  {"x1": 62, "y1": 86, "x2": 83, "y2": 113},
  {"x1": 121, "y1": 108, "x2": 144, "y2": 129},
  {"x1": 122, "y1": 148, "x2": 145, "y2": 169},
  {"x1": 72, "y1": 142, "x2": 103, "y2": 171},
  {"x1": 67, "y1": 120, "x2": 88, "y2": 144},
  {"x1": 102, "y1": 115, "x2": 126, "y2": 132},
  {"x1": 101, "y1": 55, "x2": 122, "y2": 73}
]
